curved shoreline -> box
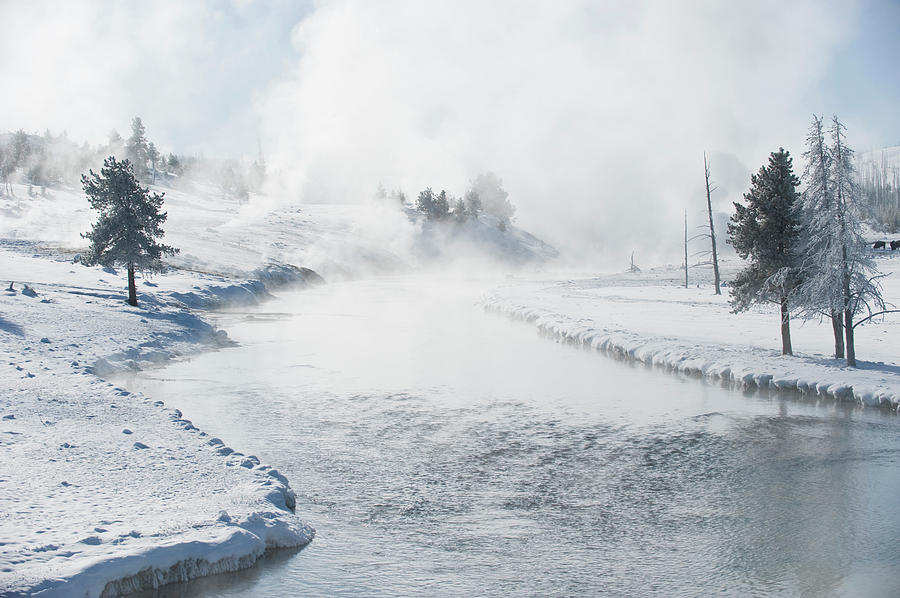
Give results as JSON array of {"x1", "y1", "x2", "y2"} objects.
[
  {"x1": 0, "y1": 251, "x2": 318, "y2": 597},
  {"x1": 484, "y1": 299, "x2": 900, "y2": 412}
]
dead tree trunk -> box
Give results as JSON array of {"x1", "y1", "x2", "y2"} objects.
[
  {"x1": 684, "y1": 210, "x2": 689, "y2": 288},
  {"x1": 704, "y1": 153, "x2": 721, "y2": 295}
]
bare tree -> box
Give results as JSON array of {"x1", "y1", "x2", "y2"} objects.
[
  {"x1": 683, "y1": 210, "x2": 689, "y2": 288},
  {"x1": 704, "y1": 153, "x2": 722, "y2": 294}
]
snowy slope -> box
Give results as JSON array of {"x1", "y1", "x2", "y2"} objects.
[
  {"x1": 0, "y1": 183, "x2": 334, "y2": 597},
  {"x1": 0, "y1": 249, "x2": 314, "y2": 597},
  {"x1": 485, "y1": 258, "x2": 900, "y2": 410}
]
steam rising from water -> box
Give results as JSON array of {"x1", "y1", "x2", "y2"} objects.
[
  {"x1": 0, "y1": 0, "x2": 876, "y2": 267},
  {"x1": 258, "y1": 0, "x2": 855, "y2": 264}
]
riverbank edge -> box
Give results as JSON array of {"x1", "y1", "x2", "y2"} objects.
[
  {"x1": 1, "y1": 259, "x2": 319, "y2": 598},
  {"x1": 484, "y1": 299, "x2": 900, "y2": 412}
]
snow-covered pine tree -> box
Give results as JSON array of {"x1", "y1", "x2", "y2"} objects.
[
  {"x1": 471, "y1": 172, "x2": 514, "y2": 230},
  {"x1": 452, "y1": 198, "x2": 467, "y2": 223},
  {"x1": 798, "y1": 114, "x2": 844, "y2": 358},
  {"x1": 125, "y1": 117, "x2": 150, "y2": 182},
  {"x1": 81, "y1": 156, "x2": 178, "y2": 307},
  {"x1": 728, "y1": 148, "x2": 803, "y2": 355},
  {"x1": 434, "y1": 190, "x2": 450, "y2": 219},
  {"x1": 416, "y1": 187, "x2": 435, "y2": 217},
  {"x1": 147, "y1": 141, "x2": 160, "y2": 185},
  {"x1": 464, "y1": 188, "x2": 482, "y2": 219},
  {"x1": 796, "y1": 116, "x2": 884, "y2": 366}
]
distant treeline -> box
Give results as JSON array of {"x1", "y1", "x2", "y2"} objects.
[
  {"x1": 378, "y1": 172, "x2": 516, "y2": 231},
  {"x1": 858, "y1": 149, "x2": 900, "y2": 231},
  {"x1": 0, "y1": 117, "x2": 265, "y2": 201}
]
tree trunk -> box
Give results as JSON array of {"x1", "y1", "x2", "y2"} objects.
[
  {"x1": 780, "y1": 296, "x2": 793, "y2": 355},
  {"x1": 844, "y1": 308, "x2": 856, "y2": 367},
  {"x1": 840, "y1": 240, "x2": 855, "y2": 367},
  {"x1": 127, "y1": 264, "x2": 138, "y2": 307},
  {"x1": 831, "y1": 312, "x2": 844, "y2": 359},
  {"x1": 704, "y1": 153, "x2": 721, "y2": 295},
  {"x1": 684, "y1": 210, "x2": 689, "y2": 289}
]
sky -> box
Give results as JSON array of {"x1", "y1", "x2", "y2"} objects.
[{"x1": 2, "y1": 0, "x2": 899, "y2": 263}]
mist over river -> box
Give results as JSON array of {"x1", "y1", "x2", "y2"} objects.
[{"x1": 121, "y1": 276, "x2": 900, "y2": 597}]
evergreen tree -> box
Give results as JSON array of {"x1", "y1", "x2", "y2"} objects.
[
  {"x1": 464, "y1": 188, "x2": 482, "y2": 218},
  {"x1": 798, "y1": 115, "x2": 844, "y2": 358},
  {"x1": 125, "y1": 117, "x2": 150, "y2": 181},
  {"x1": 416, "y1": 187, "x2": 435, "y2": 216},
  {"x1": 796, "y1": 116, "x2": 884, "y2": 366},
  {"x1": 471, "y1": 172, "x2": 513, "y2": 229},
  {"x1": 415, "y1": 187, "x2": 451, "y2": 220},
  {"x1": 390, "y1": 189, "x2": 407, "y2": 206},
  {"x1": 452, "y1": 198, "x2": 467, "y2": 222},
  {"x1": 728, "y1": 148, "x2": 803, "y2": 355},
  {"x1": 434, "y1": 190, "x2": 450, "y2": 219},
  {"x1": 81, "y1": 156, "x2": 178, "y2": 307},
  {"x1": 166, "y1": 153, "x2": 183, "y2": 176},
  {"x1": 147, "y1": 141, "x2": 160, "y2": 185}
]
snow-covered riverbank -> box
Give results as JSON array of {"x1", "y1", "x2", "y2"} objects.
[
  {"x1": 0, "y1": 184, "x2": 330, "y2": 596},
  {"x1": 485, "y1": 259, "x2": 900, "y2": 410},
  {"x1": 0, "y1": 247, "x2": 316, "y2": 597}
]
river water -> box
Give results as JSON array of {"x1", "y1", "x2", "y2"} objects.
[{"x1": 122, "y1": 277, "x2": 900, "y2": 597}]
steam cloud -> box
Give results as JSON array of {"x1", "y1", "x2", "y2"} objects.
[
  {"x1": 1, "y1": 0, "x2": 872, "y2": 266},
  {"x1": 258, "y1": 0, "x2": 857, "y2": 264}
]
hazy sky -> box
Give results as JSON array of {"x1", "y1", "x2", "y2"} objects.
[{"x1": 2, "y1": 0, "x2": 898, "y2": 261}]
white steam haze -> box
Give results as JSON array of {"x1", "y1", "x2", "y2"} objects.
[
  {"x1": 4, "y1": 0, "x2": 898, "y2": 267},
  {"x1": 259, "y1": 0, "x2": 858, "y2": 264}
]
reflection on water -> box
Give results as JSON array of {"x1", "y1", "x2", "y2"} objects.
[{"x1": 121, "y1": 277, "x2": 900, "y2": 597}]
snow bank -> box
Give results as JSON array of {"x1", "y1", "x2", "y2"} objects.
[
  {"x1": 484, "y1": 262, "x2": 900, "y2": 411},
  {"x1": 0, "y1": 372, "x2": 314, "y2": 597},
  {"x1": 0, "y1": 247, "x2": 315, "y2": 597},
  {"x1": 165, "y1": 264, "x2": 323, "y2": 311}
]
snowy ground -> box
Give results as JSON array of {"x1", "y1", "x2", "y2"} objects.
[
  {"x1": 0, "y1": 251, "x2": 317, "y2": 596},
  {"x1": 486, "y1": 257, "x2": 900, "y2": 410},
  {"x1": 0, "y1": 184, "x2": 338, "y2": 597}
]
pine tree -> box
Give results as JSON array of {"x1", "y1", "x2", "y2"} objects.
[
  {"x1": 452, "y1": 198, "x2": 467, "y2": 222},
  {"x1": 415, "y1": 187, "x2": 450, "y2": 220},
  {"x1": 471, "y1": 172, "x2": 513, "y2": 229},
  {"x1": 416, "y1": 187, "x2": 435, "y2": 216},
  {"x1": 464, "y1": 188, "x2": 482, "y2": 218},
  {"x1": 796, "y1": 116, "x2": 884, "y2": 366},
  {"x1": 147, "y1": 142, "x2": 160, "y2": 185},
  {"x1": 728, "y1": 148, "x2": 803, "y2": 355},
  {"x1": 434, "y1": 190, "x2": 450, "y2": 219},
  {"x1": 81, "y1": 156, "x2": 178, "y2": 307},
  {"x1": 125, "y1": 117, "x2": 150, "y2": 181},
  {"x1": 798, "y1": 115, "x2": 844, "y2": 358}
]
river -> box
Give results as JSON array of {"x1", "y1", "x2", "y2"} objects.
[{"x1": 121, "y1": 276, "x2": 900, "y2": 597}]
